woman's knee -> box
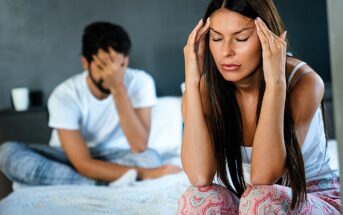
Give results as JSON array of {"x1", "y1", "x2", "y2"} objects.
[
  {"x1": 177, "y1": 184, "x2": 239, "y2": 215},
  {"x1": 239, "y1": 185, "x2": 291, "y2": 214}
]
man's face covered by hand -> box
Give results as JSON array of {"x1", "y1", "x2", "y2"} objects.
[{"x1": 88, "y1": 48, "x2": 128, "y2": 95}]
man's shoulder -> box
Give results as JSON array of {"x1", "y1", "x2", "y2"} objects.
[
  {"x1": 126, "y1": 67, "x2": 152, "y2": 78},
  {"x1": 50, "y1": 72, "x2": 86, "y2": 100},
  {"x1": 125, "y1": 67, "x2": 154, "y2": 85}
]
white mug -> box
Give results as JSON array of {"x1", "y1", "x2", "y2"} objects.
[
  {"x1": 11, "y1": 87, "x2": 30, "y2": 111},
  {"x1": 180, "y1": 82, "x2": 185, "y2": 95}
]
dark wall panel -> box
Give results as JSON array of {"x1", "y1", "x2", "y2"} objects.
[
  {"x1": 0, "y1": 0, "x2": 330, "y2": 110},
  {"x1": 275, "y1": 0, "x2": 331, "y2": 82}
]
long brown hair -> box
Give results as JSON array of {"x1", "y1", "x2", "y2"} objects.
[{"x1": 202, "y1": 0, "x2": 306, "y2": 208}]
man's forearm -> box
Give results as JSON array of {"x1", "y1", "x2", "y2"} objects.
[
  {"x1": 78, "y1": 158, "x2": 131, "y2": 181},
  {"x1": 111, "y1": 84, "x2": 149, "y2": 153},
  {"x1": 78, "y1": 158, "x2": 156, "y2": 181}
]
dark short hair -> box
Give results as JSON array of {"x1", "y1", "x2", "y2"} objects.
[{"x1": 82, "y1": 22, "x2": 131, "y2": 63}]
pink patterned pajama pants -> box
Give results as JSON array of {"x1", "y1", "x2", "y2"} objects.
[{"x1": 177, "y1": 176, "x2": 340, "y2": 214}]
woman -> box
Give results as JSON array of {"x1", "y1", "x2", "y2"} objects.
[{"x1": 178, "y1": 0, "x2": 340, "y2": 214}]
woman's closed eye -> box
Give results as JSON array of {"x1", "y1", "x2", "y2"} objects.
[
  {"x1": 210, "y1": 36, "x2": 250, "y2": 42},
  {"x1": 211, "y1": 36, "x2": 223, "y2": 42},
  {"x1": 236, "y1": 37, "x2": 249, "y2": 42}
]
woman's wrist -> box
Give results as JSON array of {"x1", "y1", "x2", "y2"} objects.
[
  {"x1": 185, "y1": 78, "x2": 200, "y2": 92},
  {"x1": 265, "y1": 79, "x2": 286, "y2": 92},
  {"x1": 264, "y1": 81, "x2": 287, "y2": 102}
]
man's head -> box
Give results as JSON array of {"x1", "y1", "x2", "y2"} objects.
[
  {"x1": 81, "y1": 22, "x2": 131, "y2": 95},
  {"x1": 82, "y1": 22, "x2": 131, "y2": 63}
]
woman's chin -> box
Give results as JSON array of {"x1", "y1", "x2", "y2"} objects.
[{"x1": 219, "y1": 72, "x2": 242, "y2": 82}]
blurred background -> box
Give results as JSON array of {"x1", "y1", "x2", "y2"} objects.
[
  {"x1": 0, "y1": 0, "x2": 331, "y2": 102},
  {"x1": 0, "y1": 0, "x2": 341, "y2": 200}
]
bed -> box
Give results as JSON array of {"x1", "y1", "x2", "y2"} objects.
[
  {"x1": 0, "y1": 96, "x2": 340, "y2": 215},
  {"x1": 0, "y1": 96, "x2": 190, "y2": 215}
]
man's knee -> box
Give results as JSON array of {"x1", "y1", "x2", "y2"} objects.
[
  {"x1": 0, "y1": 142, "x2": 23, "y2": 162},
  {"x1": 133, "y1": 148, "x2": 162, "y2": 168},
  {"x1": 177, "y1": 184, "x2": 239, "y2": 215},
  {"x1": 139, "y1": 148, "x2": 160, "y2": 158}
]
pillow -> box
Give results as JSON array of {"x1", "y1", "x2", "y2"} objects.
[{"x1": 148, "y1": 96, "x2": 183, "y2": 155}]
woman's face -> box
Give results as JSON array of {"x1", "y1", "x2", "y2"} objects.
[{"x1": 209, "y1": 8, "x2": 261, "y2": 82}]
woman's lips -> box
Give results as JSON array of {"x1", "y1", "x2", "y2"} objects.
[{"x1": 221, "y1": 64, "x2": 241, "y2": 71}]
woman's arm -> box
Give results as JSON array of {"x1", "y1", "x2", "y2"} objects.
[
  {"x1": 181, "y1": 77, "x2": 216, "y2": 186},
  {"x1": 251, "y1": 19, "x2": 324, "y2": 185},
  {"x1": 250, "y1": 18, "x2": 288, "y2": 185},
  {"x1": 251, "y1": 69, "x2": 324, "y2": 186},
  {"x1": 181, "y1": 19, "x2": 216, "y2": 186}
]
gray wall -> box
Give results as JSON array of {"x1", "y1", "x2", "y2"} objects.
[
  {"x1": 275, "y1": 0, "x2": 331, "y2": 82},
  {"x1": 0, "y1": 0, "x2": 208, "y2": 110},
  {"x1": 327, "y1": 0, "x2": 343, "y2": 204},
  {"x1": 0, "y1": 0, "x2": 330, "y2": 110}
]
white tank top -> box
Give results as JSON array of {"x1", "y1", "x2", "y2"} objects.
[{"x1": 240, "y1": 62, "x2": 338, "y2": 184}]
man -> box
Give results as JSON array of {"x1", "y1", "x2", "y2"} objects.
[{"x1": 0, "y1": 22, "x2": 180, "y2": 186}]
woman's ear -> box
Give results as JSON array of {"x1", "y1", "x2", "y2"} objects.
[{"x1": 81, "y1": 57, "x2": 89, "y2": 70}]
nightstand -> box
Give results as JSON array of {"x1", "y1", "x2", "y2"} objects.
[
  {"x1": 0, "y1": 107, "x2": 52, "y2": 200},
  {"x1": 0, "y1": 107, "x2": 52, "y2": 144}
]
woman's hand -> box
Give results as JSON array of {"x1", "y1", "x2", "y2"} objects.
[
  {"x1": 255, "y1": 17, "x2": 287, "y2": 88},
  {"x1": 183, "y1": 18, "x2": 210, "y2": 85}
]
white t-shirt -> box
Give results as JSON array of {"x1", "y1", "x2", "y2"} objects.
[{"x1": 48, "y1": 68, "x2": 157, "y2": 149}]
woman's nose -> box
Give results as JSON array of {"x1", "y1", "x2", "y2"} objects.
[{"x1": 222, "y1": 41, "x2": 235, "y2": 57}]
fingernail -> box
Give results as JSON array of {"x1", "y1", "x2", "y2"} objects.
[
  {"x1": 257, "y1": 17, "x2": 262, "y2": 22},
  {"x1": 198, "y1": 19, "x2": 203, "y2": 24}
]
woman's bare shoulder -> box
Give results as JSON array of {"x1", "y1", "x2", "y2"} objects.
[
  {"x1": 286, "y1": 57, "x2": 324, "y2": 110},
  {"x1": 286, "y1": 57, "x2": 314, "y2": 80}
]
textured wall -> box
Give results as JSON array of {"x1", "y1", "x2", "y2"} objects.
[
  {"x1": 0, "y1": 0, "x2": 330, "y2": 110},
  {"x1": 327, "y1": 0, "x2": 343, "y2": 191}
]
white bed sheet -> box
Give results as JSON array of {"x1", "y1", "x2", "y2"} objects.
[
  {"x1": 0, "y1": 171, "x2": 190, "y2": 215},
  {"x1": 0, "y1": 140, "x2": 340, "y2": 215}
]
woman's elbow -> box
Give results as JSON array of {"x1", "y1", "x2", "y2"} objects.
[
  {"x1": 250, "y1": 175, "x2": 274, "y2": 186},
  {"x1": 250, "y1": 171, "x2": 283, "y2": 186},
  {"x1": 185, "y1": 171, "x2": 215, "y2": 187}
]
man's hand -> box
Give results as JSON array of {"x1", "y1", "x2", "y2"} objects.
[{"x1": 92, "y1": 48, "x2": 129, "y2": 94}]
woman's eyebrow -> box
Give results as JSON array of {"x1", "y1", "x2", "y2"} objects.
[{"x1": 210, "y1": 27, "x2": 254, "y2": 35}]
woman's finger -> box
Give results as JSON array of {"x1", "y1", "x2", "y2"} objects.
[
  {"x1": 279, "y1": 31, "x2": 287, "y2": 41},
  {"x1": 187, "y1": 19, "x2": 205, "y2": 48},
  {"x1": 195, "y1": 18, "x2": 210, "y2": 44},
  {"x1": 269, "y1": 32, "x2": 287, "y2": 49},
  {"x1": 256, "y1": 18, "x2": 275, "y2": 50},
  {"x1": 255, "y1": 19, "x2": 270, "y2": 55}
]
